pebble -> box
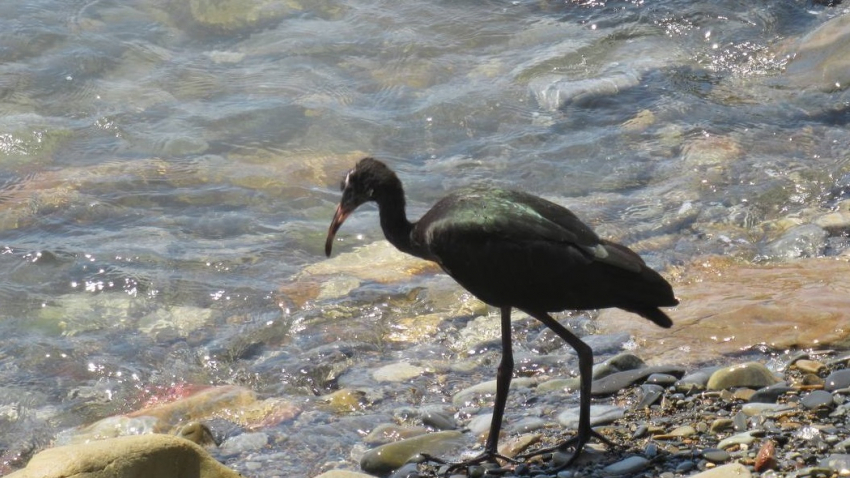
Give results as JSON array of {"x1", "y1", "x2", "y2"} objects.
[
  {"x1": 707, "y1": 362, "x2": 780, "y2": 390},
  {"x1": 592, "y1": 353, "x2": 646, "y2": 379},
  {"x1": 372, "y1": 362, "x2": 425, "y2": 382},
  {"x1": 602, "y1": 456, "x2": 649, "y2": 476},
  {"x1": 645, "y1": 373, "x2": 679, "y2": 386},
  {"x1": 467, "y1": 413, "x2": 493, "y2": 436},
  {"x1": 755, "y1": 439, "x2": 778, "y2": 472},
  {"x1": 591, "y1": 365, "x2": 686, "y2": 396},
  {"x1": 360, "y1": 431, "x2": 465, "y2": 475},
  {"x1": 654, "y1": 425, "x2": 696, "y2": 440},
  {"x1": 701, "y1": 448, "x2": 730, "y2": 463},
  {"x1": 740, "y1": 402, "x2": 789, "y2": 416},
  {"x1": 688, "y1": 462, "x2": 752, "y2": 477},
  {"x1": 795, "y1": 359, "x2": 826, "y2": 374},
  {"x1": 557, "y1": 405, "x2": 625, "y2": 429},
  {"x1": 452, "y1": 378, "x2": 536, "y2": 406},
  {"x1": 364, "y1": 424, "x2": 429, "y2": 445},
  {"x1": 717, "y1": 431, "x2": 758, "y2": 449},
  {"x1": 676, "y1": 366, "x2": 722, "y2": 392},
  {"x1": 421, "y1": 409, "x2": 457, "y2": 430},
  {"x1": 219, "y1": 432, "x2": 269, "y2": 454},
  {"x1": 709, "y1": 418, "x2": 734, "y2": 433},
  {"x1": 819, "y1": 453, "x2": 850, "y2": 473},
  {"x1": 825, "y1": 369, "x2": 850, "y2": 391},
  {"x1": 749, "y1": 383, "x2": 794, "y2": 403},
  {"x1": 635, "y1": 384, "x2": 664, "y2": 409},
  {"x1": 801, "y1": 390, "x2": 836, "y2": 410}
]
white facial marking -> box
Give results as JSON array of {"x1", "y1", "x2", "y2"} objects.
[{"x1": 344, "y1": 171, "x2": 352, "y2": 188}]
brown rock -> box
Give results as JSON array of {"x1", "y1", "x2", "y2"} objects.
[
  {"x1": 5, "y1": 434, "x2": 242, "y2": 478},
  {"x1": 754, "y1": 439, "x2": 778, "y2": 472},
  {"x1": 597, "y1": 257, "x2": 850, "y2": 365}
]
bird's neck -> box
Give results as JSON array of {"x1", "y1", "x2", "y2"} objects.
[{"x1": 375, "y1": 187, "x2": 419, "y2": 257}]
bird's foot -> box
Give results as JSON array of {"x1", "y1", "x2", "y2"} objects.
[
  {"x1": 517, "y1": 428, "x2": 617, "y2": 470},
  {"x1": 421, "y1": 451, "x2": 517, "y2": 475}
]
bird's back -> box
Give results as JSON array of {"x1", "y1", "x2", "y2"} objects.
[{"x1": 412, "y1": 188, "x2": 677, "y2": 325}]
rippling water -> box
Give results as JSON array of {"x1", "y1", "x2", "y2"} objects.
[{"x1": 1, "y1": 0, "x2": 849, "y2": 476}]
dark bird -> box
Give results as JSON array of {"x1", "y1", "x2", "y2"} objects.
[{"x1": 325, "y1": 157, "x2": 677, "y2": 468}]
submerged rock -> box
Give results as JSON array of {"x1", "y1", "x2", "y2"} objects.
[
  {"x1": 596, "y1": 257, "x2": 850, "y2": 365},
  {"x1": 783, "y1": 13, "x2": 850, "y2": 92}
]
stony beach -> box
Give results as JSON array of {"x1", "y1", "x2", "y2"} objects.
[{"x1": 3, "y1": 1, "x2": 850, "y2": 477}]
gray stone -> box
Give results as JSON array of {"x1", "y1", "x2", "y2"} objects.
[
  {"x1": 360, "y1": 431, "x2": 465, "y2": 475},
  {"x1": 592, "y1": 365, "x2": 686, "y2": 396},
  {"x1": 818, "y1": 454, "x2": 850, "y2": 473},
  {"x1": 825, "y1": 369, "x2": 850, "y2": 391},
  {"x1": 717, "y1": 431, "x2": 758, "y2": 449},
  {"x1": 602, "y1": 455, "x2": 649, "y2": 476},
  {"x1": 702, "y1": 448, "x2": 730, "y2": 463},
  {"x1": 219, "y1": 432, "x2": 269, "y2": 454},
  {"x1": 801, "y1": 390, "x2": 836, "y2": 410},
  {"x1": 558, "y1": 404, "x2": 624, "y2": 429}
]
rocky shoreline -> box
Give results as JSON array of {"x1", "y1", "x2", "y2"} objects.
[{"x1": 343, "y1": 352, "x2": 850, "y2": 478}]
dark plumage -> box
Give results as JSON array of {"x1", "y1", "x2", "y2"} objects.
[{"x1": 325, "y1": 157, "x2": 677, "y2": 467}]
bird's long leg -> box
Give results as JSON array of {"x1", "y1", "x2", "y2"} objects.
[
  {"x1": 442, "y1": 306, "x2": 516, "y2": 473},
  {"x1": 486, "y1": 305, "x2": 514, "y2": 454},
  {"x1": 518, "y1": 311, "x2": 617, "y2": 468}
]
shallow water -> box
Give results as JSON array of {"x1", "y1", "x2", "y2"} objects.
[{"x1": 1, "y1": 0, "x2": 850, "y2": 476}]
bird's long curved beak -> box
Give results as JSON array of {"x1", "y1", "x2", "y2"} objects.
[{"x1": 325, "y1": 203, "x2": 352, "y2": 257}]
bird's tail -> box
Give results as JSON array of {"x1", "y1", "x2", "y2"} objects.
[{"x1": 626, "y1": 306, "x2": 675, "y2": 328}]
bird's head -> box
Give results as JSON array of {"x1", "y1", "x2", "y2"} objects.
[{"x1": 325, "y1": 157, "x2": 398, "y2": 256}]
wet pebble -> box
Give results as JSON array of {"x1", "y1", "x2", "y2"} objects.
[
  {"x1": 819, "y1": 453, "x2": 850, "y2": 473},
  {"x1": 675, "y1": 366, "x2": 721, "y2": 393},
  {"x1": 824, "y1": 369, "x2": 850, "y2": 391},
  {"x1": 717, "y1": 430, "x2": 758, "y2": 449},
  {"x1": 801, "y1": 390, "x2": 836, "y2": 410},
  {"x1": 755, "y1": 439, "x2": 778, "y2": 472},
  {"x1": 591, "y1": 365, "x2": 685, "y2": 396},
  {"x1": 709, "y1": 418, "x2": 734, "y2": 433},
  {"x1": 364, "y1": 423, "x2": 429, "y2": 445},
  {"x1": 601, "y1": 455, "x2": 649, "y2": 476},
  {"x1": 557, "y1": 405, "x2": 625, "y2": 429},
  {"x1": 740, "y1": 402, "x2": 790, "y2": 416},
  {"x1": 635, "y1": 384, "x2": 664, "y2": 409},
  {"x1": 762, "y1": 224, "x2": 828, "y2": 259},
  {"x1": 467, "y1": 413, "x2": 493, "y2": 436},
  {"x1": 507, "y1": 417, "x2": 547, "y2": 434},
  {"x1": 701, "y1": 448, "x2": 730, "y2": 463},
  {"x1": 592, "y1": 353, "x2": 646, "y2": 379},
  {"x1": 452, "y1": 378, "x2": 536, "y2": 406},
  {"x1": 749, "y1": 383, "x2": 794, "y2": 403},
  {"x1": 689, "y1": 462, "x2": 751, "y2": 477},
  {"x1": 707, "y1": 362, "x2": 780, "y2": 390},
  {"x1": 421, "y1": 408, "x2": 457, "y2": 430},
  {"x1": 360, "y1": 431, "x2": 465, "y2": 475},
  {"x1": 219, "y1": 432, "x2": 269, "y2": 454},
  {"x1": 658, "y1": 425, "x2": 696, "y2": 439},
  {"x1": 795, "y1": 359, "x2": 826, "y2": 374},
  {"x1": 645, "y1": 373, "x2": 678, "y2": 386},
  {"x1": 373, "y1": 362, "x2": 426, "y2": 382}
]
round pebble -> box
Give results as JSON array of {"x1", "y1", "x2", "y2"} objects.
[
  {"x1": 702, "y1": 448, "x2": 730, "y2": 463},
  {"x1": 707, "y1": 362, "x2": 780, "y2": 390},
  {"x1": 602, "y1": 456, "x2": 649, "y2": 476},
  {"x1": 801, "y1": 390, "x2": 836, "y2": 410},
  {"x1": 824, "y1": 369, "x2": 850, "y2": 391}
]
